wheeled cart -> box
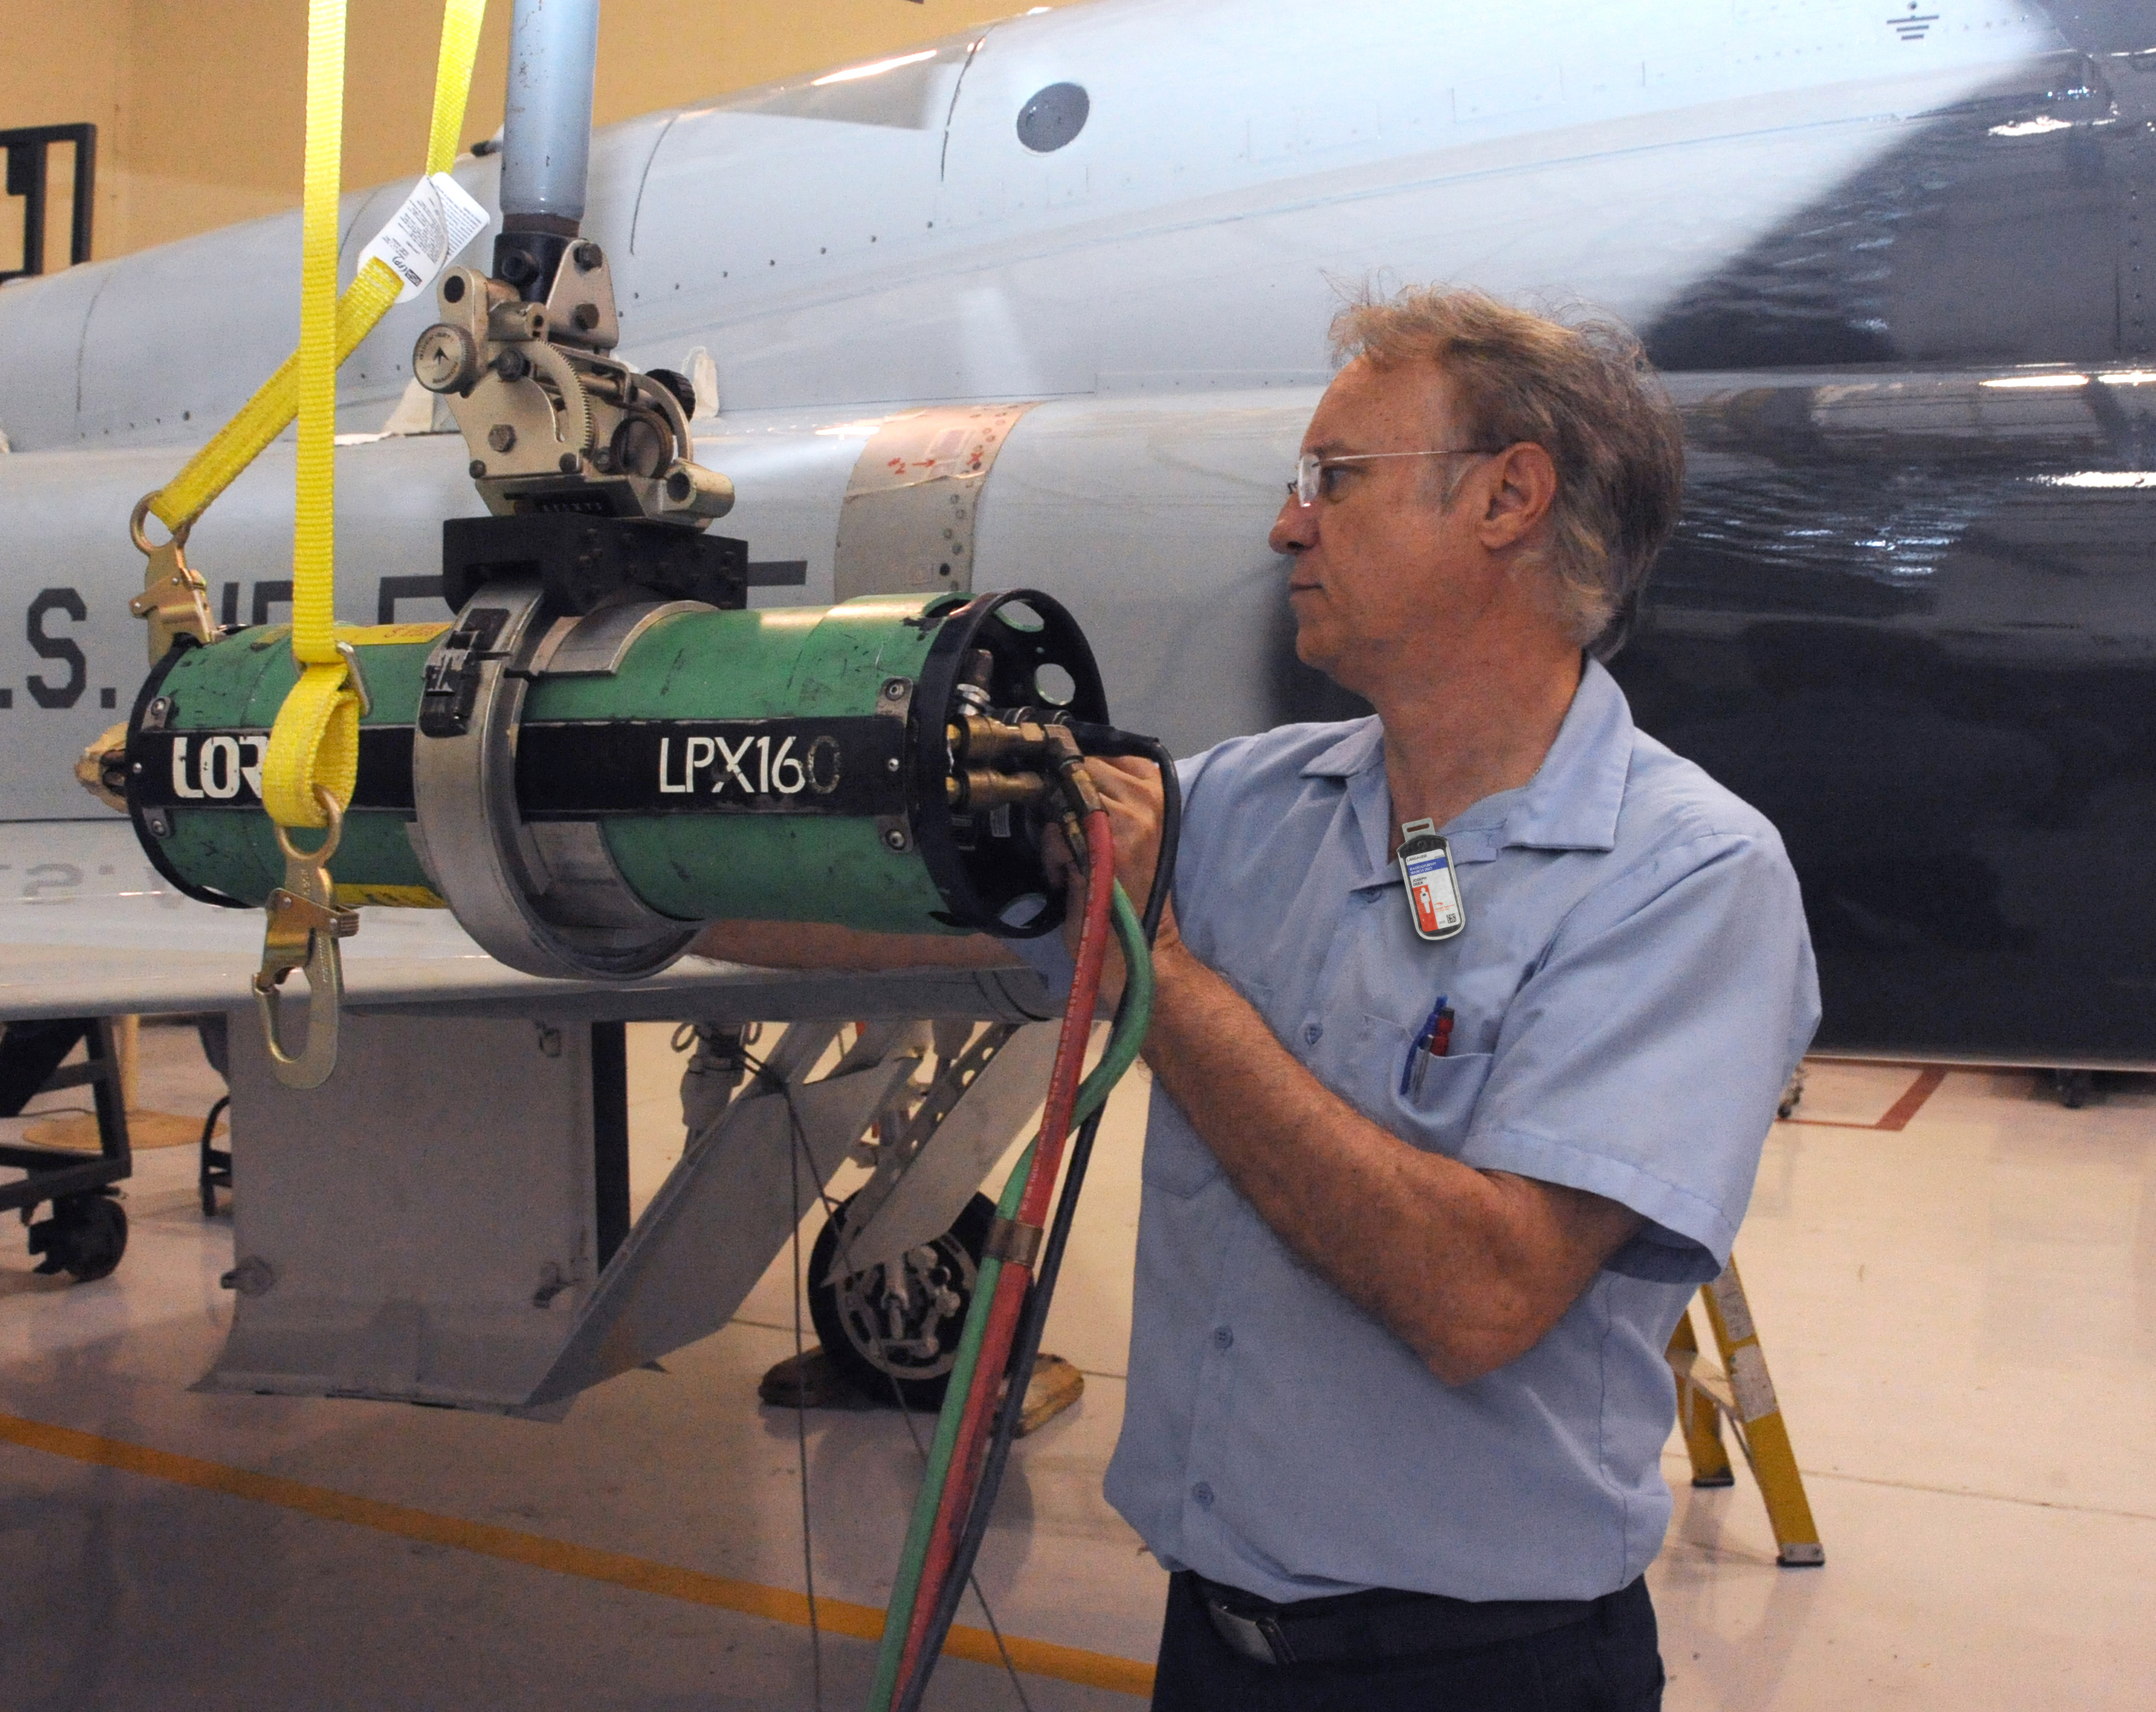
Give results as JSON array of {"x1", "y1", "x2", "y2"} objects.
[{"x1": 0, "y1": 1017, "x2": 133, "y2": 1280}]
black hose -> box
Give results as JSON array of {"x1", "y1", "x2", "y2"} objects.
[{"x1": 895, "y1": 737, "x2": 1180, "y2": 1712}]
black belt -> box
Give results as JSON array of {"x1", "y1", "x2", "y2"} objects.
[{"x1": 1189, "y1": 1570, "x2": 1611, "y2": 1667}]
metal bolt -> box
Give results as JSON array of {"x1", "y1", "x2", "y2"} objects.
[
  {"x1": 469, "y1": 459, "x2": 487, "y2": 478},
  {"x1": 572, "y1": 303, "x2": 599, "y2": 331},
  {"x1": 130, "y1": 761, "x2": 142, "y2": 775},
  {"x1": 886, "y1": 758, "x2": 900, "y2": 773},
  {"x1": 573, "y1": 241, "x2": 602, "y2": 272},
  {"x1": 146, "y1": 810, "x2": 171, "y2": 838},
  {"x1": 487, "y1": 423, "x2": 517, "y2": 453},
  {"x1": 883, "y1": 678, "x2": 910, "y2": 700},
  {"x1": 883, "y1": 828, "x2": 908, "y2": 850},
  {"x1": 147, "y1": 696, "x2": 171, "y2": 726},
  {"x1": 220, "y1": 1255, "x2": 277, "y2": 1297},
  {"x1": 559, "y1": 453, "x2": 581, "y2": 474}
]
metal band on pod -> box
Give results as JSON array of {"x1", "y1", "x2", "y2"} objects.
[{"x1": 407, "y1": 579, "x2": 699, "y2": 980}]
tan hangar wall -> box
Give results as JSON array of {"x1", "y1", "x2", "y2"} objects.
[{"x1": 0, "y1": 1, "x2": 1072, "y2": 264}]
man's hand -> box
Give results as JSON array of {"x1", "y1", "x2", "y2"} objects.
[{"x1": 1046, "y1": 755, "x2": 1181, "y2": 976}]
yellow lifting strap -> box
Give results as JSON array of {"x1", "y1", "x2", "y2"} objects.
[
  {"x1": 248, "y1": 0, "x2": 487, "y2": 829},
  {"x1": 144, "y1": 0, "x2": 486, "y2": 541}
]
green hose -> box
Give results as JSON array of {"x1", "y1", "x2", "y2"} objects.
[
  {"x1": 865, "y1": 1142, "x2": 1031, "y2": 1712},
  {"x1": 1074, "y1": 885, "x2": 1153, "y2": 1124},
  {"x1": 866, "y1": 880, "x2": 1153, "y2": 1709}
]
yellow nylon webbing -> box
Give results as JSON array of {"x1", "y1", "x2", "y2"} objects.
[
  {"x1": 208, "y1": 0, "x2": 486, "y2": 830},
  {"x1": 427, "y1": 0, "x2": 488, "y2": 176},
  {"x1": 147, "y1": 0, "x2": 487, "y2": 535},
  {"x1": 262, "y1": 0, "x2": 356, "y2": 828}
]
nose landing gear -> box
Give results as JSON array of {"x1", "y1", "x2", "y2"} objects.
[{"x1": 808, "y1": 1191, "x2": 995, "y2": 1410}]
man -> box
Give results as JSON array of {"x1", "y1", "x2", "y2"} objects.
[
  {"x1": 701, "y1": 287, "x2": 1818, "y2": 1710},
  {"x1": 1035, "y1": 289, "x2": 1815, "y2": 1710}
]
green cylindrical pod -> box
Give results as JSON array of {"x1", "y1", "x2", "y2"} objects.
[{"x1": 124, "y1": 590, "x2": 1106, "y2": 964}]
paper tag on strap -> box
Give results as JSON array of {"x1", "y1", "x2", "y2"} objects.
[{"x1": 356, "y1": 172, "x2": 490, "y2": 303}]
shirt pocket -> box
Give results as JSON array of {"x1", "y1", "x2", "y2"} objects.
[
  {"x1": 1355, "y1": 1012, "x2": 1495, "y2": 1157},
  {"x1": 1140, "y1": 1110, "x2": 1224, "y2": 1198}
]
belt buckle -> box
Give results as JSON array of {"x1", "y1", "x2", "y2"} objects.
[{"x1": 1205, "y1": 1600, "x2": 1294, "y2": 1666}]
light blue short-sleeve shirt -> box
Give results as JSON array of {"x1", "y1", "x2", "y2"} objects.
[{"x1": 1097, "y1": 658, "x2": 1820, "y2": 1605}]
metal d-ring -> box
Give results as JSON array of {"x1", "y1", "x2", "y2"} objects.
[
  {"x1": 129, "y1": 491, "x2": 191, "y2": 558},
  {"x1": 271, "y1": 785, "x2": 347, "y2": 867}
]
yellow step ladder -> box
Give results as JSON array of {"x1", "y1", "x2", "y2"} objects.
[{"x1": 1665, "y1": 1256, "x2": 1824, "y2": 1567}]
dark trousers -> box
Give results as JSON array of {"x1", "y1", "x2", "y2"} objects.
[{"x1": 1148, "y1": 1571, "x2": 1664, "y2": 1712}]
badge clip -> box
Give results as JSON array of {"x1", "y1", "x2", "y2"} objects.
[{"x1": 1397, "y1": 818, "x2": 1465, "y2": 942}]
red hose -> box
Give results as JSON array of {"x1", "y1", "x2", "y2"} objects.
[{"x1": 895, "y1": 806, "x2": 1116, "y2": 1692}]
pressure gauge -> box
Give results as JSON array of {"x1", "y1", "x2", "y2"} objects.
[{"x1": 412, "y1": 323, "x2": 479, "y2": 394}]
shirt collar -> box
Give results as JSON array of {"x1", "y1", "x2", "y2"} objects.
[{"x1": 1300, "y1": 658, "x2": 1635, "y2": 885}]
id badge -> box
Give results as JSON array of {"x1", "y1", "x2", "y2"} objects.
[{"x1": 1397, "y1": 819, "x2": 1465, "y2": 942}]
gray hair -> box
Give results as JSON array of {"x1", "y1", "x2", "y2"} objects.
[{"x1": 1329, "y1": 287, "x2": 1685, "y2": 655}]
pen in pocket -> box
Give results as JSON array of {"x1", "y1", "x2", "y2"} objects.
[{"x1": 1399, "y1": 994, "x2": 1453, "y2": 1095}]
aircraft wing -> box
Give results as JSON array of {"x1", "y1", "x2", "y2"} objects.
[{"x1": 0, "y1": 819, "x2": 1054, "y2": 1025}]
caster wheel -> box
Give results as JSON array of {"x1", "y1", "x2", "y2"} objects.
[
  {"x1": 808, "y1": 1192, "x2": 995, "y2": 1410},
  {"x1": 28, "y1": 1192, "x2": 129, "y2": 1282}
]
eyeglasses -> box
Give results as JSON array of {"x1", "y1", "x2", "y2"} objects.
[{"x1": 1287, "y1": 448, "x2": 1498, "y2": 507}]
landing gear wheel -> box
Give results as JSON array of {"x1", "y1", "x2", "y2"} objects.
[
  {"x1": 27, "y1": 1192, "x2": 129, "y2": 1281},
  {"x1": 808, "y1": 1191, "x2": 995, "y2": 1410}
]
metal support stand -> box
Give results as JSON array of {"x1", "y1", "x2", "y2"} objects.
[
  {"x1": 1665, "y1": 1255, "x2": 1824, "y2": 1566},
  {"x1": 0, "y1": 1017, "x2": 133, "y2": 1279}
]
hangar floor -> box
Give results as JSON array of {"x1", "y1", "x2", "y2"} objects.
[{"x1": 1, "y1": 1024, "x2": 2152, "y2": 1710}]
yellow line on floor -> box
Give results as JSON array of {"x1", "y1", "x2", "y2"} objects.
[{"x1": 0, "y1": 1410, "x2": 1152, "y2": 1699}]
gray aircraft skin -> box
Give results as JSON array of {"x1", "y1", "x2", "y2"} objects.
[{"x1": 0, "y1": 0, "x2": 2153, "y2": 1066}]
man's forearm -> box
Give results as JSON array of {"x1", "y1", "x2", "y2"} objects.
[{"x1": 1143, "y1": 942, "x2": 1639, "y2": 1384}]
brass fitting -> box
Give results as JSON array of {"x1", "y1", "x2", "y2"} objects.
[
  {"x1": 1044, "y1": 725, "x2": 1103, "y2": 817},
  {"x1": 947, "y1": 768, "x2": 1050, "y2": 813},
  {"x1": 948, "y1": 712, "x2": 1055, "y2": 768}
]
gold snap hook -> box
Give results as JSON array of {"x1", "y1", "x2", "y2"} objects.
[
  {"x1": 128, "y1": 491, "x2": 216, "y2": 661},
  {"x1": 254, "y1": 786, "x2": 360, "y2": 1090}
]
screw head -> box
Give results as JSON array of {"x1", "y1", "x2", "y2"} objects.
[
  {"x1": 560, "y1": 453, "x2": 581, "y2": 474},
  {"x1": 469, "y1": 459, "x2": 487, "y2": 478},
  {"x1": 572, "y1": 303, "x2": 599, "y2": 331},
  {"x1": 883, "y1": 678, "x2": 910, "y2": 700},
  {"x1": 487, "y1": 423, "x2": 517, "y2": 453},
  {"x1": 883, "y1": 827, "x2": 908, "y2": 850},
  {"x1": 147, "y1": 810, "x2": 172, "y2": 838},
  {"x1": 573, "y1": 241, "x2": 602, "y2": 271},
  {"x1": 886, "y1": 758, "x2": 900, "y2": 773}
]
